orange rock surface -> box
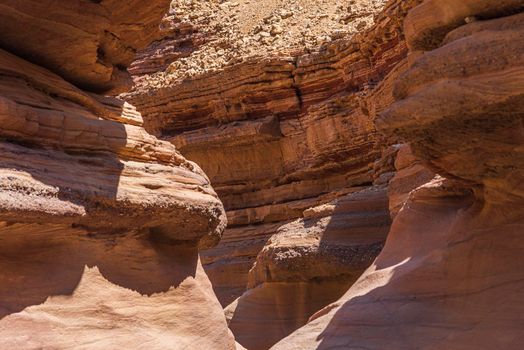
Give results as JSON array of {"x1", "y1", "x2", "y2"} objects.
[
  {"x1": 2, "y1": 0, "x2": 522, "y2": 348},
  {"x1": 127, "y1": 1, "x2": 422, "y2": 348},
  {"x1": 0, "y1": 0, "x2": 172, "y2": 93},
  {"x1": 225, "y1": 187, "x2": 390, "y2": 350},
  {"x1": 0, "y1": 1, "x2": 235, "y2": 349},
  {"x1": 273, "y1": 1, "x2": 524, "y2": 349}
]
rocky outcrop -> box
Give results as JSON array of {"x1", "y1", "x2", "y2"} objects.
[
  {"x1": 129, "y1": 0, "x2": 418, "y2": 300},
  {"x1": 225, "y1": 186, "x2": 390, "y2": 350},
  {"x1": 0, "y1": 2, "x2": 235, "y2": 349},
  {"x1": 127, "y1": 0, "x2": 422, "y2": 348},
  {"x1": 129, "y1": 9, "x2": 207, "y2": 78},
  {"x1": 3, "y1": 0, "x2": 518, "y2": 348},
  {"x1": 130, "y1": 0, "x2": 388, "y2": 84},
  {"x1": 272, "y1": 1, "x2": 524, "y2": 349},
  {"x1": 0, "y1": 46, "x2": 225, "y2": 247},
  {"x1": 0, "y1": 0, "x2": 172, "y2": 93}
]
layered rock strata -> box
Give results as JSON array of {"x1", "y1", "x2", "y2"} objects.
[
  {"x1": 127, "y1": 0, "x2": 422, "y2": 348},
  {"x1": 129, "y1": 0, "x2": 419, "y2": 302},
  {"x1": 0, "y1": 2, "x2": 234, "y2": 349},
  {"x1": 272, "y1": 1, "x2": 524, "y2": 349},
  {"x1": 129, "y1": 8, "x2": 207, "y2": 78},
  {"x1": 225, "y1": 186, "x2": 390, "y2": 350}
]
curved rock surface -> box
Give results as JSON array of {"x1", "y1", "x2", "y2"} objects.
[
  {"x1": 387, "y1": 144, "x2": 435, "y2": 218},
  {"x1": 126, "y1": 1, "x2": 422, "y2": 348},
  {"x1": 272, "y1": 1, "x2": 524, "y2": 349},
  {"x1": 0, "y1": 225, "x2": 233, "y2": 349},
  {"x1": 0, "y1": 43, "x2": 225, "y2": 249},
  {"x1": 129, "y1": 0, "x2": 420, "y2": 307},
  {"x1": 0, "y1": 0, "x2": 171, "y2": 93},
  {"x1": 3, "y1": 0, "x2": 520, "y2": 348},
  {"x1": 225, "y1": 186, "x2": 390, "y2": 350},
  {"x1": 0, "y1": 1, "x2": 234, "y2": 349}
]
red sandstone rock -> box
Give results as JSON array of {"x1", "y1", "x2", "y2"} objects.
[
  {"x1": 128, "y1": 1, "x2": 422, "y2": 314},
  {"x1": 0, "y1": 2, "x2": 235, "y2": 348},
  {"x1": 123, "y1": 3, "x2": 423, "y2": 349},
  {"x1": 129, "y1": 10, "x2": 208, "y2": 78},
  {"x1": 2, "y1": 0, "x2": 519, "y2": 348},
  {"x1": 0, "y1": 0, "x2": 172, "y2": 93},
  {"x1": 387, "y1": 144, "x2": 435, "y2": 217},
  {"x1": 226, "y1": 187, "x2": 390, "y2": 350},
  {"x1": 273, "y1": 1, "x2": 524, "y2": 349},
  {"x1": 0, "y1": 225, "x2": 234, "y2": 349},
  {"x1": 0, "y1": 48, "x2": 225, "y2": 245}
]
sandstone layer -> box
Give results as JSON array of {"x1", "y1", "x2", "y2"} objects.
[
  {"x1": 272, "y1": 1, "x2": 524, "y2": 349},
  {"x1": 225, "y1": 186, "x2": 390, "y2": 350},
  {"x1": 0, "y1": 2, "x2": 234, "y2": 349},
  {"x1": 0, "y1": 0, "x2": 172, "y2": 93},
  {"x1": 127, "y1": 0, "x2": 421, "y2": 348}
]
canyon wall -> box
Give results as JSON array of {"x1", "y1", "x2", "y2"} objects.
[
  {"x1": 273, "y1": 1, "x2": 524, "y2": 349},
  {"x1": 127, "y1": 1, "x2": 422, "y2": 348},
  {"x1": 2, "y1": 0, "x2": 519, "y2": 349},
  {"x1": 0, "y1": 1, "x2": 236, "y2": 349}
]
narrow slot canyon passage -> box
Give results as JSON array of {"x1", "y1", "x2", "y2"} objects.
[{"x1": 0, "y1": 0, "x2": 523, "y2": 349}]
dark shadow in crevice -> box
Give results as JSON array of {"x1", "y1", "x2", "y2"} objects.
[{"x1": 228, "y1": 186, "x2": 392, "y2": 350}]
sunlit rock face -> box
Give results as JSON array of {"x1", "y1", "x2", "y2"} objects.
[
  {"x1": 272, "y1": 1, "x2": 524, "y2": 349},
  {"x1": 126, "y1": 1, "x2": 425, "y2": 348},
  {"x1": 4, "y1": 0, "x2": 520, "y2": 348},
  {"x1": 225, "y1": 186, "x2": 390, "y2": 350},
  {"x1": 0, "y1": 225, "x2": 233, "y2": 349},
  {"x1": 0, "y1": 1, "x2": 235, "y2": 349}
]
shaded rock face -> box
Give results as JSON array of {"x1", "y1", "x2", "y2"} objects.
[
  {"x1": 0, "y1": 0, "x2": 172, "y2": 93},
  {"x1": 387, "y1": 144, "x2": 435, "y2": 218},
  {"x1": 129, "y1": 7, "x2": 208, "y2": 78},
  {"x1": 127, "y1": 0, "x2": 421, "y2": 348},
  {"x1": 0, "y1": 225, "x2": 233, "y2": 349},
  {"x1": 225, "y1": 186, "x2": 390, "y2": 350},
  {"x1": 273, "y1": 1, "x2": 524, "y2": 349},
  {"x1": 0, "y1": 2, "x2": 234, "y2": 349}
]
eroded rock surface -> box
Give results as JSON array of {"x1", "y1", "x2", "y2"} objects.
[
  {"x1": 131, "y1": 0, "x2": 388, "y2": 84},
  {"x1": 3, "y1": 0, "x2": 520, "y2": 348},
  {"x1": 127, "y1": 0, "x2": 422, "y2": 348},
  {"x1": 0, "y1": 0, "x2": 172, "y2": 93},
  {"x1": 0, "y1": 225, "x2": 233, "y2": 349},
  {"x1": 0, "y1": 2, "x2": 234, "y2": 349},
  {"x1": 225, "y1": 186, "x2": 390, "y2": 350},
  {"x1": 272, "y1": 1, "x2": 524, "y2": 349}
]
